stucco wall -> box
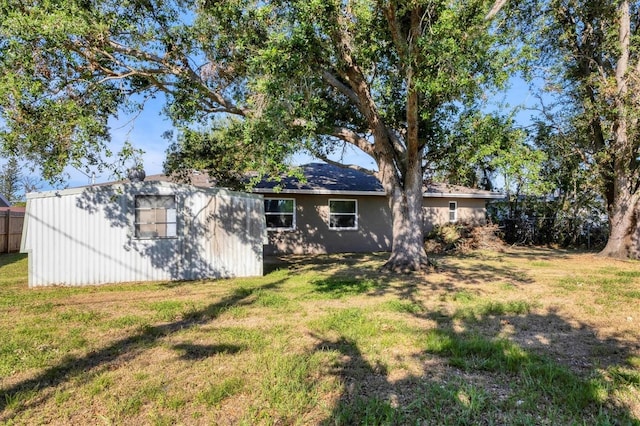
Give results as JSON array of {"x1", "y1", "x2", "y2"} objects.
[
  {"x1": 422, "y1": 198, "x2": 487, "y2": 233},
  {"x1": 264, "y1": 194, "x2": 392, "y2": 255},
  {"x1": 264, "y1": 194, "x2": 488, "y2": 255}
]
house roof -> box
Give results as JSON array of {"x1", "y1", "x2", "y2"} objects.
[
  {"x1": 423, "y1": 182, "x2": 504, "y2": 199},
  {"x1": 0, "y1": 193, "x2": 10, "y2": 207},
  {"x1": 68, "y1": 163, "x2": 502, "y2": 200},
  {"x1": 253, "y1": 163, "x2": 504, "y2": 199},
  {"x1": 253, "y1": 163, "x2": 384, "y2": 195}
]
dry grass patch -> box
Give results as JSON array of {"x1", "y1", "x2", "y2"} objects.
[{"x1": 1, "y1": 249, "x2": 639, "y2": 424}]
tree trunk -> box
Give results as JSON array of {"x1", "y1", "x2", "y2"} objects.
[
  {"x1": 599, "y1": 177, "x2": 640, "y2": 259},
  {"x1": 598, "y1": 0, "x2": 640, "y2": 259},
  {"x1": 378, "y1": 32, "x2": 431, "y2": 273},
  {"x1": 380, "y1": 157, "x2": 431, "y2": 273}
]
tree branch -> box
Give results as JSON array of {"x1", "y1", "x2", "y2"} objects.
[
  {"x1": 331, "y1": 126, "x2": 375, "y2": 157},
  {"x1": 311, "y1": 152, "x2": 377, "y2": 176},
  {"x1": 381, "y1": 4, "x2": 409, "y2": 64},
  {"x1": 321, "y1": 70, "x2": 361, "y2": 108},
  {"x1": 75, "y1": 38, "x2": 250, "y2": 117},
  {"x1": 486, "y1": 0, "x2": 508, "y2": 20}
]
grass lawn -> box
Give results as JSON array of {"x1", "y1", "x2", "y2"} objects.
[{"x1": 1, "y1": 248, "x2": 639, "y2": 425}]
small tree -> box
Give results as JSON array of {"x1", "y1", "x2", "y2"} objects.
[{"x1": 0, "y1": 158, "x2": 20, "y2": 204}]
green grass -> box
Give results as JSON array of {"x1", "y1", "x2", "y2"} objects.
[
  {"x1": 424, "y1": 330, "x2": 613, "y2": 416},
  {"x1": 382, "y1": 299, "x2": 424, "y2": 314},
  {"x1": 452, "y1": 300, "x2": 538, "y2": 321},
  {"x1": 197, "y1": 377, "x2": 244, "y2": 407},
  {"x1": 0, "y1": 249, "x2": 638, "y2": 424},
  {"x1": 309, "y1": 276, "x2": 379, "y2": 299}
]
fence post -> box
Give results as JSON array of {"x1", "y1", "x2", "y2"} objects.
[{"x1": 4, "y1": 209, "x2": 9, "y2": 254}]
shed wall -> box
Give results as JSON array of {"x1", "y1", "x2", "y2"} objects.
[{"x1": 22, "y1": 183, "x2": 263, "y2": 287}]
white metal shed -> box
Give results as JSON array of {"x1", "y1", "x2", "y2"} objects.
[{"x1": 20, "y1": 181, "x2": 265, "y2": 287}]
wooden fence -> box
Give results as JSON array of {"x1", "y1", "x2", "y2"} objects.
[{"x1": 0, "y1": 208, "x2": 25, "y2": 254}]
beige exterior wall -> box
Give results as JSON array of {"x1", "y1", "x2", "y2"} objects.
[
  {"x1": 422, "y1": 198, "x2": 487, "y2": 233},
  {"x1": 264, "y1": 194, "x2": 488, "y2": 255},
  {"x1": 265, "y1": 194, "x2": 392, "y2": 255}
]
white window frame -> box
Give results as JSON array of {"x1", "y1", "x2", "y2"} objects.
[
  {"x1": 264, "y1": 198, "x2": 296, "y2": 231},
  {"x1": 448, "y1": 201, "x2": 458, "y2": 223},
  {"x1": 134, "y1": 195, "x2": 177, "y2": 239},
  {"x1": 329, "y1": 199, "x2": 358, "y2": 231}
]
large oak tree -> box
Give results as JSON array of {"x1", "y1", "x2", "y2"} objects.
[
  {"x1": 0, "y1": 0, "x2": 510, "y2": 271},
  {"x1": 512, "y1": 0, "x2": 640, "y2": 258}
]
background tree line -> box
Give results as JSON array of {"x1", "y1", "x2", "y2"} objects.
[{"x1": 0, "y1": 158, "x2": 41, "y2": 205}]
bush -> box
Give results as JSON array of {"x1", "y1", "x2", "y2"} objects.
[{"x1": 425, "y1": 223, "x2": 504, "y2": 254}]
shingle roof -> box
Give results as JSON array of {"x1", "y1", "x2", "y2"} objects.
[
  {"x1": 253, "y1": 163, "x2": 384, "y2": 194},
  {"x1": 423, "y1": 182, "x2": 504, "y2": 199},
  {"x1": 253, "y1": 163, "x2": 503, "y2": 199},
  {"x1": 127, "y1": 163, "x2": 502, "y2": 199}
]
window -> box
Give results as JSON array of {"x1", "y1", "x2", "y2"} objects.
[
  {"x1": 449, "y1": 201, "x2": 457, "y2": 223},
  {"x1": 135, "y1": 195, "x2": 177, "y2": 238},
  {"x1": 264, "y1": 198, "x2": 295, "y2": 230},
  {"x1": 329, "y1": 199, "x2": 357, "y2": 230}
]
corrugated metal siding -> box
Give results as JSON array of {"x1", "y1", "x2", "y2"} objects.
[
  {"x1": 22, "y1": 182, "x2": 264, "y2": 287},
  {"x1": 200, "y1": 191, "x2": 264, "y2": 278}
]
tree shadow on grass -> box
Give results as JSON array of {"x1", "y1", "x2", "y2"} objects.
[
  {"x1": 311, "y1": 298, "x2": 640, "y2": 424},
  {"x1": 273, "y1": 251, "x2": 536, "y2": 303},
  {"x1": 172, "y1": 343, "x2": 244, "y2": 360},
  {"x1": 0, "y1": 253, "x2": 26, "y2": 269},
  {"x1": 0, "y1": 279, "x2": 285, "y2": 419}
]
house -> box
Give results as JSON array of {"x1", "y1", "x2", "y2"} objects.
[
  {"x1": 20, "y1": 180, "x2": 265, "y2": 287},
  {"x1": 252, "y1": 163, "x2": 503, "y2": 255}
]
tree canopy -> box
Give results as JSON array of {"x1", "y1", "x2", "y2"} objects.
[
  {"x1": 508, "y1": 0, "x2": 640, "y2": 258},
  {"x1": 0, "y1": 0, "x2": 513, "y2": 270}
]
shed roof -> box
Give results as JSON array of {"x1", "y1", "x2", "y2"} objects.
[{"x1": 143, "y1": 172, "x2": 212, "y2": 188}]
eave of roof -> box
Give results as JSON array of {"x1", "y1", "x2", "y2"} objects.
[
  {"x1": 422, "y1": 191, "x2": 505, "y2": 199},
  {"x1": 253, "y1": 187, "x2": 504, "y2": 199},
  {"x1": 253, "y1": 188, "x2": 387, "y2": 197}
]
